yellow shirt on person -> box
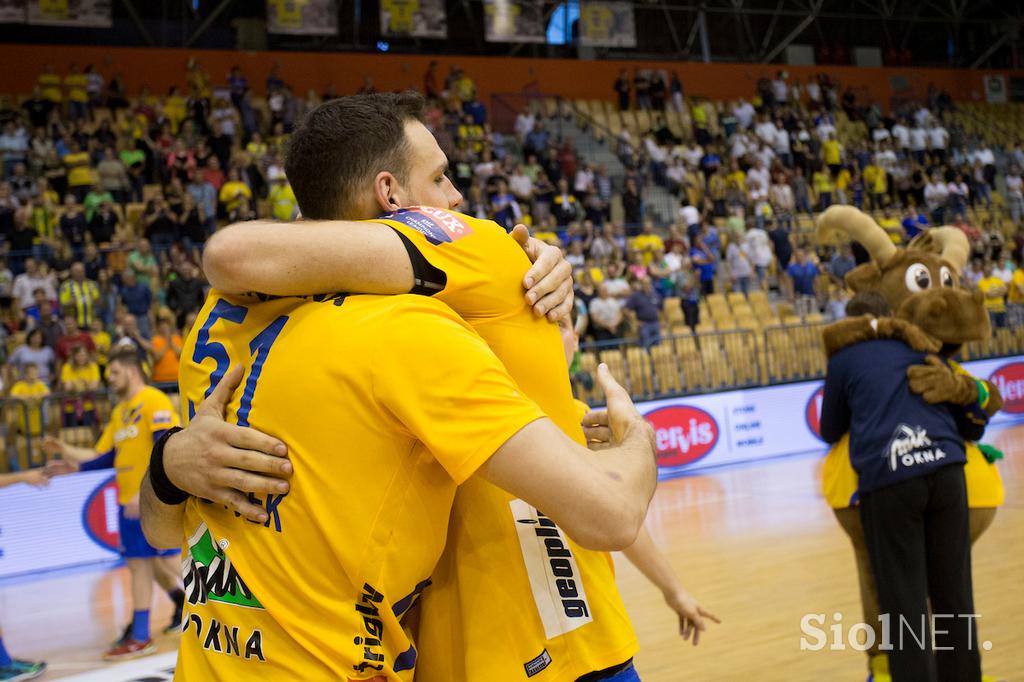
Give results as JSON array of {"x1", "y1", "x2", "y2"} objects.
[
  {"x1": 268, "y1": 183, "x2": 299, "y2": 221},
  {"x1": 92, "y1": 385, "x2": 178, "y2": 504},
  {"x1": 218, "y1": 181, "x2": 252, "y2": 213},
  {"x1": 978, "y1": 276, "x2": 1007, "y2": 313},
  {"x1": 61, "y1": 362, "x2": 100, "y2": 390},
  {"x1": 63, "y1": 151, "x2": 95, "y2": 188},
  {"x1": 91, "y1": 330, "x2": 112, "y2": 367},
  {"x1": 64, "y1": 73, "x2": 88, "y2": 103},
  {"x1": 176, "y1": 285, "x2": 545, "y2": 680},
  {"x1": 9, "y1": 380, "x2": 50, "y2": 436},
  {"x1": 39, "y1": 72, "x2": 62, "y2": 103},
  {"x1": 1007, "y1": 268, "x2": 1024, "y2": 304},
  {"x1": 813, "y1": 170, "x2": 834, "y2": 194},
  {"x1": 822, "y1": 139, "x2": 841, "y2": 165},
  {"x1": 370, "y1": 208, "x2": 639, "y2": 682},
  {"x1": 632, "y1": 234, "x2": 665, "y2": 265}
]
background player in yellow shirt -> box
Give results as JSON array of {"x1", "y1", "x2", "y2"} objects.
[
  {"x1": 153, "y1": 92, "x2": 713, "y2": 681},
  {"x1": 43, "y1": 350, "x2": 185, "y2": 662}
]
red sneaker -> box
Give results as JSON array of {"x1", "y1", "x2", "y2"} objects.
[{"x1": 102, "y1": 638, "x2": 156, "y2": 661}]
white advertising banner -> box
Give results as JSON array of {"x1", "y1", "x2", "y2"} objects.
[
  {"x1": 0, "y1": 470, "x2": 121, "y2": 579},
  {"x1": 2, "y1": 356, "x2": 1022, "y2": 578},
  {"x1": 640, "y1": 354, "x2": 1024, "y2": 479}
]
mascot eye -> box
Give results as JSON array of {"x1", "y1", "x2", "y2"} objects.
[
  {"x1": 905, "y1": 263, "x2": 932, "y2": 292},
  {"x1": 939, "y1": 265, "x2": 955, "y2": 288}
]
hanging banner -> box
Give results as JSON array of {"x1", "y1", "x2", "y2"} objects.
[
  {"x1": 380, "y1": 0, "x2": 447, "y2": 38},
  {"x1": 484, "y1": 0, "x2": 545, "y2": 43},
  {"x1": 266, "y1": 0, "x2": 338, "y2": 35},
  {"x1": 579, "y1": 1, "x2": 636, "y2": 48},
  {"x1": 0, "y1": 0, "x2": 26, "y2": 24},
  {"x1": 984, "y1": 74, "x2": 1007, "y2": 104},
  {"x1": 26, "y1": 0, "x2": 111, "y2": 27}
]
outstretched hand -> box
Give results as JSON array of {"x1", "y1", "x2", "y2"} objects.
[{"x1": 665, "y1": 590, "x2": 721, "y2": 646}]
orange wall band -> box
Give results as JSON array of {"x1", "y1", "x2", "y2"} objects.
[{"x1": 0, "y1": 43, "x2": 1019, "y2": 110}]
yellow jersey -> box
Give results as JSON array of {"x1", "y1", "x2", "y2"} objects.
[
  {"x1": 63, "y1": 152, "x2": 94, "y2": 188},
  {"x1": 175, "y1": 290, "x2": 544, "y2": 681},
  {"x1": 978, "y1": 276, "x2": 1007, "y2": 313},
  {"x1": 369, "y1": 208, "x2": 639, "y2": 681},
  {"x1": 61, "y1": 362, "x2": 100, "y2": 389},
  {"x1": 39, "y1": 73, "x2": 62, "y2": 102},
  {"x1": 94, "y1": 385, "x2": 178, "y2": 504},
  {"x1": 9, "y1": 380, "x2": 50, "y2": 436},
  {"x1": 632, "y1": 234, "x2": 665, "y2": 266},
  {"x1": 1008, "y1": 268, "x2": 1024, "y2": 304},
  {"x1": 822, "y1": 139, "x2": 841, "y2": 165},
  {"x1": 64, "y1": 73, "x2": 88, "y2": 103}
]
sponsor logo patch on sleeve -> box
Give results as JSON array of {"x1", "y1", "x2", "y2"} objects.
[
  {"x1": 378, "y1": 207, "x2": 473, "y2": 245},
  {"x1": 152, "y1": 410, "x2": 173, "y2": 425}
]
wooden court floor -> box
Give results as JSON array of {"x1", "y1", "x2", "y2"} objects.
[{"x1": 2, "y1": 424, "x2": 1021, "y2": 681}]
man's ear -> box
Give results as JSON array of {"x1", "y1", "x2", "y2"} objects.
[
  {"x1": 373, "y1": 171, "x2": 400, "y2": 214},
  {"x1": 845, "y1": 262, "x2": 882, "y2": 293}
]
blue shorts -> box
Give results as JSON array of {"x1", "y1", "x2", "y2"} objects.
[{"x1": 119, "y1": 506, "x2": 179, "y2": 559}]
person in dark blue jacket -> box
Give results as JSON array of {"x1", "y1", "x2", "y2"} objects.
[{"x1": 821, "y1": 337, "x2": 985, "y2": 682}]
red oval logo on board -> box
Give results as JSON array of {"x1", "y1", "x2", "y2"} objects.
[
  {"x1": 644, "y1": 405, "x2": 719, "y2": 467},
  {"x1": 81, "y1": 475, "x2": 120, "y2": 552},
  {"x1": 806, "y1": 385, "x2": 825, "y2": 441},
  {"x1": 989, "y1": 362, "x2": 1024, "y2": 414}
]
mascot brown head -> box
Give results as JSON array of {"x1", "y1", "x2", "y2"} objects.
[{"x1": 817, "y1": 205, "x2": 990, "y2": 347}]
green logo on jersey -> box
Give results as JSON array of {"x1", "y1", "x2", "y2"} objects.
[{"x1": 184, "y1": 522, "x2": 263, "y2": 609}]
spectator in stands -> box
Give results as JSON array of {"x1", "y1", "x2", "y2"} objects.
[
  {"x1": 726, "y1": 231, "x2": 753, "y2": 295},
  {"x1": 8, "y1": 363, "x2": 49, "y2": 439},
  {"x1": 977, "y1": 262, "x2": 1008, "y2": 329},
  {"x1": 588, "y1": 283, "x2": 626, "y2": 343},
  {"x1": 1007, "y1": 165, "x2": 1024, "y2": 224},
  {"x1": 787, "y1": 248, "x2": 820, "y2": 318},
  {"x1": 145, "y1": 310, "x2": 183, "y2": 384},
  {"x1": 924, "y1": 172, "x2": 949, "y2": 225},
  {"x1": 55, "y1": 312, "x2": 95, "y2": 364},
  {"x1": 625, "y1": 278, "x2": 663, "y2": 349},
  {"x1": 34, "y1": 298, "x2": 64, "y2": 349},
  {"x1": 58, "y1": 262, "x2": 100, "y2": 329},
  {"x1": 118, "y1": 269, "x2": 153, "y2": 338},
  {"x1": 828, "y1": 244, "x2": 856, "y2": 284},
  {"x1": 9, "y1": 328, "x2": 55, "y2": 386},
  {"x1": 60, "y1": 344, "x2": 100, "y2": 427},
  {"x1": 621, "y1": 178, "x2": 643, "y2": 234},
  {"x1": 690, "y1": 237, "x2": 716, "y2": 295},
  {"x1": 552, "y1": 178, "x2": 581, "y2": 227}
]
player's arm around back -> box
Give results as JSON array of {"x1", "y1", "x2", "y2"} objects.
[
  {"x1": 374, "y1": 301, "x2": 658, "y2": 552},
  {"x1": 480, "y1": 365, "x2": 658, "y2": 551}
]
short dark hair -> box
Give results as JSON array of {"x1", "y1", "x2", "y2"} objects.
[
  {"x1": 285, "y1": 91, "x2": 426, "y2": 220},
  {"x1": 109, "y1": 347, "x2": 143, "y2": 374},
  {"x1": 846, "y1": 291, "x2": 891, "y2": 318}
]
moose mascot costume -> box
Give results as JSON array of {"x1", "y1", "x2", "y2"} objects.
[{"x1": 815, "y1": 206, "x2": 1005, "y2": 682}]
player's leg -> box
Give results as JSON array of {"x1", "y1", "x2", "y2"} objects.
[
  {"x1": 105, "y1": 508, "x2": 158, "y2": 660},
  {"x1": 0, "y1": 626, "x2": 47, "y2": 681},
  {"x1": 153, "y1": 554, "x2": 186, "y2": 633},
  {"x1": 859, "y1": 477, "x2": 935, "y2": 682},
  {"x1": 924, "y1": 466, "x2": 981, "y2": 682}
]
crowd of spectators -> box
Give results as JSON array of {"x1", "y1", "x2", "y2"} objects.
[{"x1": 497, "y1": 69, "x2": 1024, "y2": 351}]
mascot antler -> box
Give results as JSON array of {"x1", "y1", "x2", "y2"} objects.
[
  {"x1": 924, "y1": 227, "x2": 969, "y2": 273},
  {"x1": 816, "y1": 205, "x2": 897, "y2": 267}
]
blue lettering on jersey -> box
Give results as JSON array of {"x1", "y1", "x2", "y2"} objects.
[{"x1": 377, "y1": 207, "x2": 473, "y2": 245}]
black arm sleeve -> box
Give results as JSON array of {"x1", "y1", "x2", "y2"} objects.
[{"x1": 389, "y1": 228, "x2": 448, "y2": 296}]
